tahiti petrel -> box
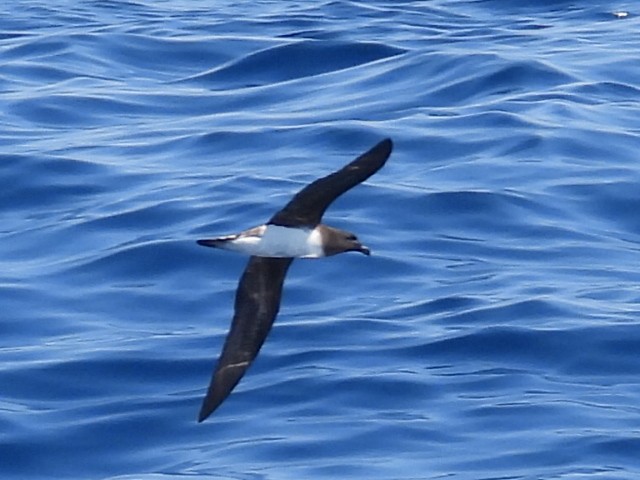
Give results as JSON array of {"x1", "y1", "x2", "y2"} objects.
[{"x1": 197, "y1": 138, "x2": 393, "y2": 422}]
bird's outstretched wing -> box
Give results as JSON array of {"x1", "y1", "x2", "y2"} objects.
[
  {"x1": 198, "y1": 256, "x2": 294, "y2": 422},
  {"x1": 268, "y1": 138, "x2": 392, "y2": 228}
]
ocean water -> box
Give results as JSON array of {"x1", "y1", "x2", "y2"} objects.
[{"x1": 2, "y1": 1, "x2": 640, "y2": 479}]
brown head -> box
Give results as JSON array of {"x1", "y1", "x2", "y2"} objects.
[{"x1": 317, "y1": 225, "x2": 370, "y2": 257}]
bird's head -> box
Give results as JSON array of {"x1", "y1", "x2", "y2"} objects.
[{"x1": 321, "y1": 226, "x2": 370, "y2": 257}]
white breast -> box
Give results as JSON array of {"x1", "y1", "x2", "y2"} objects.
[{"x1": 228, "y1": 225, "x2": 324, "y2": 258}]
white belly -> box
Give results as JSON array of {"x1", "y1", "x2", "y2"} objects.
[{"x1": 228, "y1": 225, "x2": 324, "y2": 258}]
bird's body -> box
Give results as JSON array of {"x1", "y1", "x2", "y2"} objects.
[
  {"x1": 197, "y1": 138, "x2": 393, "y2": 422},
  {"x1": 198, "y1": 224, "x2": 324, "y2": 258}
]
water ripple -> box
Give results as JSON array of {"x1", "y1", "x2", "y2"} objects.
[{"x1": 2, "y1": 1, "x2": 640, "y2": 480}]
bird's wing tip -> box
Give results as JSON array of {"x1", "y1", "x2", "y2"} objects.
[
  {"x1": 198, "y1": 406, "x2": 212, "y2": 423},
  {"x1": 371, "y1": 138, "x2": 393, "y2": 158}
]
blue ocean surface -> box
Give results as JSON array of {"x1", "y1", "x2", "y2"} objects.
[{"x1": 2, "y1": 1, "x2": 640, "y2": 479}]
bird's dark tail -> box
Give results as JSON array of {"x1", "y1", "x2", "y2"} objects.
[{"x1": 197, "y1": 236, "x2": 237, "y2": 248}]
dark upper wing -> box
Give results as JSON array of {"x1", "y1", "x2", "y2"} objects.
[
  {"x1": 198, "y1": 256, "x2": 294, "y2": 422},
  {"x1": 268, "y1": 138, "x2": 392, "y2": 227}
]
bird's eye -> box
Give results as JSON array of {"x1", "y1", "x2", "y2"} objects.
[{"x1": 348, "y1": 234, "x2": 357, "y2": 241}]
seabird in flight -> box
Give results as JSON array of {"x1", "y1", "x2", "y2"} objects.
[{"x1": 196, "y1": 138, "x2": 393, "y2": 422}]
